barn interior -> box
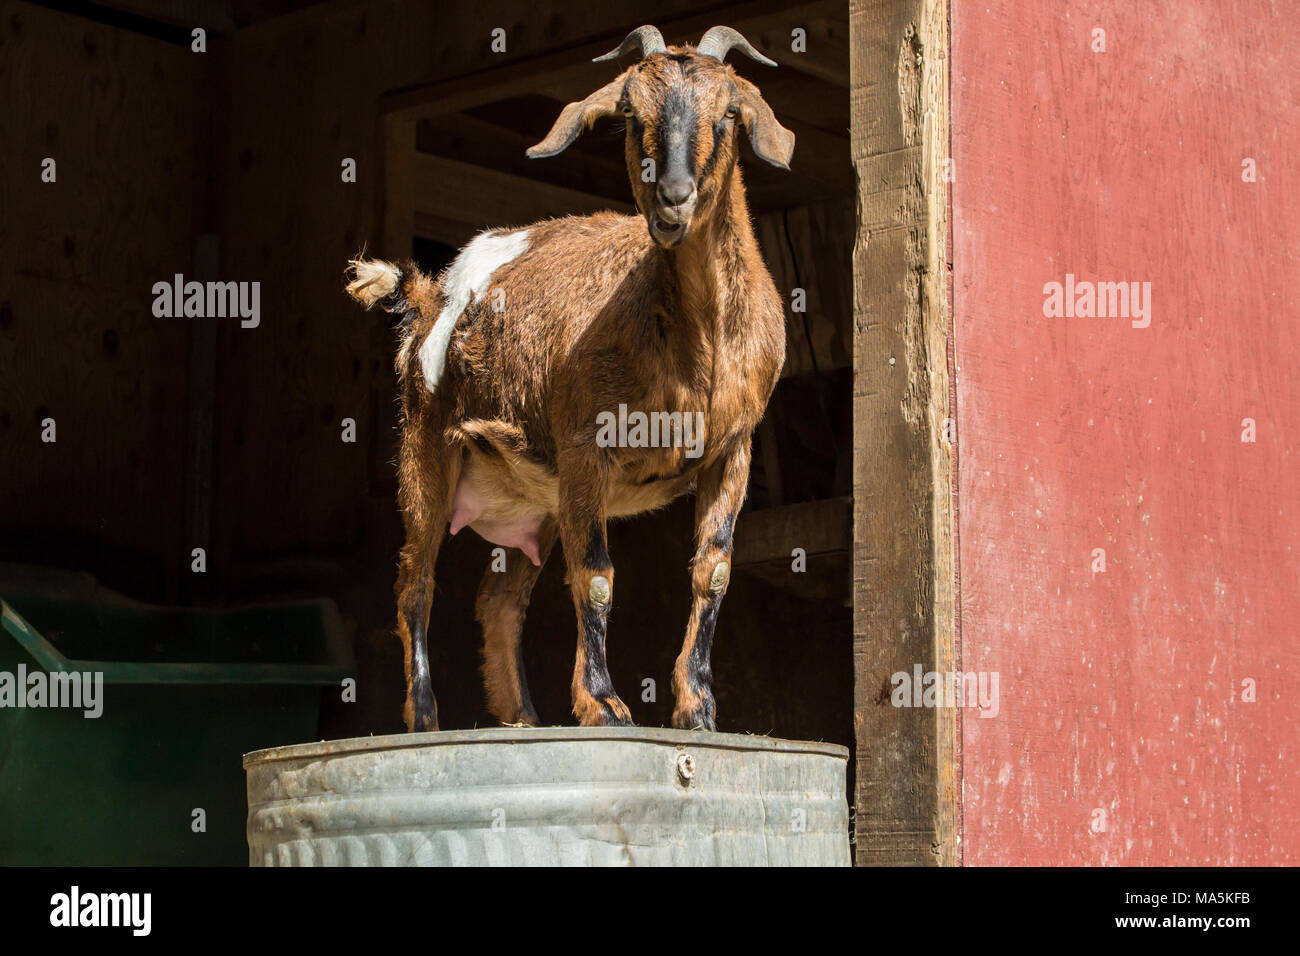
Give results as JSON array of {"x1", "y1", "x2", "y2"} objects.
[{"x1": 0, "y1": 0, "x2": 854, "y2": 860}]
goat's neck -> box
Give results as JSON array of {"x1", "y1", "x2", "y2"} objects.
[{"x1": 667, "y1": 172, "x2": 757, "y2": 342}]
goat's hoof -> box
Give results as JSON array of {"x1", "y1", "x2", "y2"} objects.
[
  {"x1": 671, "y1": 704, "x2": 716, "y2": 732},
  {"x1": 408, "y1": 711, "x2": 439, "y2": 733},
  {"x1": 404, "y1": 686, "x2": 439, "y2": 733},
  {"x1": 499, "y1": 717, "x2": 537, "y2": 728},
  {"x1": 577, "y1": 696, "x2": 633, "y2": 726},
  {"x1": 602, "y1": 696, "x2": 634, "y2": 726}
]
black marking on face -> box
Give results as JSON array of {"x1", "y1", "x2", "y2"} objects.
[
  {"x1": 699, "y1": 118, "x2": 729, "y2": 184},
  {"x1": 658, "y1": 88, "x2": 698, "y2": 187}
]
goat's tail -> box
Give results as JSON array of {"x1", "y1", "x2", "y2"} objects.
[{"x1": 345, "y1": 258, "x2": 403, "y2": 310}]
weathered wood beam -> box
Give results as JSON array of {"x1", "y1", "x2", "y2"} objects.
[
  {"x1": 419, "y1": 111, "x2": 633, "y2": 205},
  {"x1": 408, "y1": 153, "x2": 632, "y2": 244},
  {"x1": 734, "y1": 497, "x2": 852, "y2": 567},
  {"x1": 750, "y1": 69, "x2": 850, "y2": 137},
  {"x1": 851, "y1": 0, "x2": 957, "y2": 866}
]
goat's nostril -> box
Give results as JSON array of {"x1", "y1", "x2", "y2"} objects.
[{"x1": 657, "y1": 179, "x2": 696, "y2": 207}]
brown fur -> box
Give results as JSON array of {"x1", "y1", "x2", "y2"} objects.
[{"x1": 348, "y1": 32, "x2": 792, "y2": 732}]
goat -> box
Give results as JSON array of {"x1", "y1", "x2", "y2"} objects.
[{"x1": 346, "y1": 25, "x2": 794, "y2": 733}]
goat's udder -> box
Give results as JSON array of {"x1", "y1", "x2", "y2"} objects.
[{"x1": 448, "y1": 473, "x2": 544, "y2": 567}]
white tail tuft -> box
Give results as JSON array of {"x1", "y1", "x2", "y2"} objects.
[{"x1": 346, "y1": 259, "x2": 401, "y2": 309}]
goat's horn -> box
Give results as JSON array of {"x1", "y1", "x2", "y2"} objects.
[
  {"x1": 593, "y1": 25, "x2": 667, "y2": 62},
  {"x1": 695, "y1": 26, "x2": 777, "y2": 66}
]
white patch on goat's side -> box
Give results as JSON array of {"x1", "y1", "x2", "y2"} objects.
[{"x1": 419, "y1": 229, "x2": 530, "y2": 392}]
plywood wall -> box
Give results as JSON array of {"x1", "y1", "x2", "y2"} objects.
[
  {"x1": 0, "y1": 2, "x2": 221, "y2": 597},
  {"x1": 952, "y1": 0, "x2": 1300, "y2": 864},
  {"x1": 757, "y1": 198, "x2": 854, "y2": 377}
]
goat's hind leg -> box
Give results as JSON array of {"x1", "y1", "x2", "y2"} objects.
[
  {"x1": 475, "y1": 517, "x2": 557, "y2": 726},
  {"x1": 394, "y1": 429, "x2": 458, "y2": 733}
]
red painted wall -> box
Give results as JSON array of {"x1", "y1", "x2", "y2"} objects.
[{"x1": 951, "y1": 0, "x2": 1299, "y2": 864}]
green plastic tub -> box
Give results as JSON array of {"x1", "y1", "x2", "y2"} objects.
[{"x1": 0, "y1": 564, "x2": 352, "y2": 865}]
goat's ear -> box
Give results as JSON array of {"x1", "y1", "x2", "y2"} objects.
[
  {"x1": 527, "y1": 73, "x2": 627, "y2": 159},
  {"x1": 734, "y1": 75, "x2": 795, "y2": 170}
]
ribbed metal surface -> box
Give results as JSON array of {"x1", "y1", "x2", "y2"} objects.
[{"x1": 245, "y1": 727, "x2": 850, "y2": 866}]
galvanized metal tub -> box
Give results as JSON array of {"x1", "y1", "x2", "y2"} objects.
[{"x1": 244, "y1": 727, "x2": 850, "y2": 866}]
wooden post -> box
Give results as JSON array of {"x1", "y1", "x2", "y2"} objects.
[{"x1": 850, "y1": 0, "x2": 957, "y2": 865}]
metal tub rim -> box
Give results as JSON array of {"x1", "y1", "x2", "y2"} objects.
[{"x1": 243, "y1": 726, "x2": 848, "y2": 769}]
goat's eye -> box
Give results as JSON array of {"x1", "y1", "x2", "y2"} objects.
[
  {"x1": 621, "y1": 105, "x2": 635, "y2": 117},
  {"x1": 724, "y1": 105, "x2": 739, "y2": 119}
]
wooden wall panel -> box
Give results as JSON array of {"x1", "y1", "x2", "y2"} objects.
[
  {"x1": 757, "y1": 198, "x2": 855, "y2": 377},
  {"x1": 0, "y1": 2, "x2": 217, "y2": 595}
]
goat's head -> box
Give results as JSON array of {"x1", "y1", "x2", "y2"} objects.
[{"x1": 527, "y1": 25, "x2": 795, "y2": 249}]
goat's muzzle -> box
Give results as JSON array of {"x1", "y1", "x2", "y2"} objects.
[{"x1": 649, "y1": 194, "x2": 697, "y2": 248}]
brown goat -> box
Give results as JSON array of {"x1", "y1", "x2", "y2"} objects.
[{"x1": 346, "y1": 25, "x2": 793, "y2": 732}]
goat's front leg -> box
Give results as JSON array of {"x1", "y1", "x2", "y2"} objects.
[
  {"x1": 558, "y1": 457, "x2": 632, "y2": 726},
  {"x1": 673, "y1": 442, "x2": 751, "y2": 730}
]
